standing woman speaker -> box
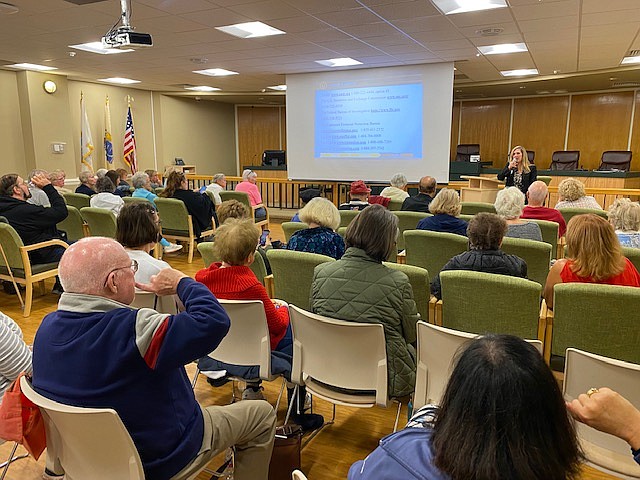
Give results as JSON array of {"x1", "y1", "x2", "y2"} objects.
[{"x1": 497, "y1": 145, "x2": 537, "y2": 196}]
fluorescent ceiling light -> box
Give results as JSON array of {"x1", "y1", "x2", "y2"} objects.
[
  {"x1": 98, "y1": 77, "x2": 140, "y2": 84},
  {"x1": 193, "y1": 68, "x2": 238, "y2": 77},
  {"x1": 500, "y1": 68, "x2": 538, "y2": 77},
  {"x1": 621, "y1": 56, "x2": 640, "y2": 65},
  {"x1": 432, "y1": 0, "x2": 508, "y2": 15},
  {"x1": 267, "y1": 85, "x2": 287, "y2": 91},
  {"x1": 216, "y1": 21, "x2": 285, "y2": 39},
  {"x1": 315, "y1": 57, "x2": 363, "y2": 67},
  {"x1": 478, "y1": 43, "x2": 528, "y2": 55},
  {"x1": 70, "y1": 42, "x2": 134, "y2": 55},
  {"x1": 9, "y1": 63, "x2": 57, "y2": 71},
  {"x1": 184, "y1": 85, "x2": 221, "y2": 92}
]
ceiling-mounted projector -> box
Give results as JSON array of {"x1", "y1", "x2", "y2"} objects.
[{"x1": 102, "y1": 27, "x2": 152, "y2": 49}]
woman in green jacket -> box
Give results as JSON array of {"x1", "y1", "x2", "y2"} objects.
[{"x1": 311, "y1": 204, "x2": 419, "y2": 398}]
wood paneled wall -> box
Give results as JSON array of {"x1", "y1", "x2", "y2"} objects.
[
  {"x1": 236, "y1": 106, "x2": 286, "y2": 170},
  {"x1": 459, "y1": 100, "x2": 511, "y2": 166}
]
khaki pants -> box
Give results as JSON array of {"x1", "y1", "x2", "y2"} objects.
[{"x1": 171, "y1": 401, "x2": 276, "y2": 480}]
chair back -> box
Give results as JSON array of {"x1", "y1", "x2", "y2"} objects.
[
  {"x1": 123, "y1": 196, "x2": 151, "y2": 205},
  {"x1": 289, "y1": 305, "x2": 388, "y2": 407},
  {"x1": 404, "y1": 230, "x2": 468, "y2": 283},
  {"x1": 220, "y1": 191, "x2": 251, "y2": 211},
  {"x1": 455, "y1": 144, "x2": 479, "y2": 162},
  {"x1": 154, "y1": 197, "x2": 191, "y2": 233},
  {"x1": 393, "y1": 212, "x2": 430, "y2": 251},
  {"x1": 56, "y1": 206, "x2": 85, "y2": 242},
  {"x1": 525, "y1": 219, "x2": 559, "y2": 256},
  {"x1": 20, "y1": 376, "x2": 145, "y2": 480},
  {"x1": 558, "y1": 207, "x2": 607, "y2": 226},
  {"x1": 338, "y1": 210, "x2": 359, "y2": 228},
  {"x1": 387, "y1": 199, "x2": 404, "y2": 211},
  {"x1": 0, "y1": 222, "x2": 25, "y2": 274},
  {"x1": 337, "y1": 226, "x2": 347, "y2": 238},
  {"x1": 537, "y1": 175, "x2": 552, "y2": 186},
  {"x1": 266, "y1": 249, "x2": 335, "y2": 311},
  {"x1": 552, "y1": 283, "x2": 640, "y2": 363},
  {"x1": 383, "y1": 262, "x2": 430, "y2": 320},
  {"x1": 208, "y1": 300, "x2": 273, "y2": 380},
  {"x1": 550, "y1": 150, "x2": 580, "y2": 170},
  {"x1": 440, "y1": 270, "x2": 541, "y2": 339},
  {"x1": 154, "y1": 187, "x2": 165, "y2": 195},
  {"x1": 599, "y1": 150, "x2": 632, "y2": 171},
  {"x1": 79, "y1": 207, "x2": 117, "y2": 238},
  {"x1": 414, "y1": 322, "x2": 542, "y2": 410},
  {"x1": 130, "y1": 290, "x2": 178, "y2": 314},
  {"x1": 203, "y1": 190, "x2": 216, "y2": 206},
  {"x1": 250, "y1": 251, "x2": 269, "y2": 286},
  {"x1": 564, "y1": 348, "x2": 640, "y2": 478},
  {"x1": 460, "y1": 202, "x2": 496, "y2": 215},
  {"x1": 623, "y1": 247, "x2": 640, "y2": 273},
  {"x1": 62, "y1": 192, "x2": 91, "y2": 210},
  {"x1": 500, "y1": 236, "x2": 551, "y2": 287},
  {"x1": 282, "y1": 222, "x2": 309, "y2": 242},
  {"x1": 197, "y1": 241, "x2": 218, "y2": 267},
  {"x1": 526, "y1": 150, "x2": 535, "y2": 163}
]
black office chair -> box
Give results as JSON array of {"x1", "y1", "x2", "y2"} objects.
[
  {"x1": 597, "y1": 151, "x2": 632, "y2": 171},
  {"x1": 455, "y1": 144, "x2": 480, "y2": 162},
  {"x1": 527, "y1": 150, "x2": 535, "y2": 163},
  {"x1": 549, "y1": 151, "x2": 580, "y2": 170}
]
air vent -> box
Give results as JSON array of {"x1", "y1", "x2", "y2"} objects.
[
  {"x1": 476, "y1": 27, "x2": 504, "y2": 36},
  {"x1": 611, "y1": 81, "x2": 640, "y2": 88},
  {"x1": 62, "y1": 0, "x2": 108, "y2": 4},
  {"x1": 627, "y1": 50, "x2": 640, "y2": 57}
]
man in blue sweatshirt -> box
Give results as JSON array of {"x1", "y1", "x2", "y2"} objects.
[{"x1": 33, "y1": 237, "x2": 276, "y2": 480}]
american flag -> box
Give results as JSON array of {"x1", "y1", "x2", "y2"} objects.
[{"x1": 123, "y1": 106, "x2": 137, "y2": 173}]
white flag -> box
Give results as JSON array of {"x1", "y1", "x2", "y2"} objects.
[{"x1": 80, "y1": 92, "x2": 95, "y2": 172}]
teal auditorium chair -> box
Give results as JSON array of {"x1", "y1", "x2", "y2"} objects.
[
  {"x1": 79, "y1": 207, "x2": 117, "y2": 238},
  {"x1": 404, "y1": 230, "x2": 467, "y2": 283},
  {"x1": 526, "y1": 219, "x2": 559, "y2": 258},
  {"x1": 460, "y1": 202, "x2": 496, "y2": 215},
  {"x1": 501, "y1": 236, "x2": 552, "y2": 287},
  {"x1": 393, "y1": 211, "x2": 430, "y2": 251},
  {"x1": 383, "y1": 262, "x2": 430, "y2": 321},
  {"x1": 57, "y1": 205, "x2": 86, "y2": 242},
  {"x1": 558, "y1": 207, "x2": 607, "y2": 226},
  {"x1": 282, "y1": 222, "x2": 309, "y2": 242},
  {"x1": 62, "y1": 192, "x2": 91, "y2": 210}
]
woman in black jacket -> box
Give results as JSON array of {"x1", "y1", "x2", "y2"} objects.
[
  {"x1": 497, "y1": 145, "x2": 537, "y2": 195},
  {"x1": 160, "y1": 171, "x2": 217, "y2": 237}
]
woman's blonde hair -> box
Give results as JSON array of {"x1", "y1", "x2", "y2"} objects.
[
  {"x1": 495, "y1": 187, "x2": 525, "y2": 219},
  {"x1": 214, "y1": 219, "x2": 259, "y2": 266},
  {"x1": 566, "y1": 214, "x2": 625, "y2": 281},
  {"x1": 429, "y1": 188, "x2": 461, "y2": 216},
  {"x1": 510, "y1": 145, "x2": 531, "y2": 173},
  {"x1": 608, "y1": 198, "x2": 640, "y2": 232},
  {"x1": 558, "y1": 178, "x2": 586, "y2": 202},
  {"x1": 299, "y1": 197, "x2": 340, "y2": 230}
]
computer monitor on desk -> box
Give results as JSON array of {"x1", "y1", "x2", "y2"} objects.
[{"x1": 262, "y1": 150, "x2": 286, "y2": 167}]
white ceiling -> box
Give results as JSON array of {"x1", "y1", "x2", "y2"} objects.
[{"x1": 1, "y1": 0, "x2": 640, "y2": 104}]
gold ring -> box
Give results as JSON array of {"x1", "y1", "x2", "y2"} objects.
[{"x1": 586, "y1": 387, "x2": 599, "y2": 398}]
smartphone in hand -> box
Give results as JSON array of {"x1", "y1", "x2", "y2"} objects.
[{"x1": 259, "y1": 229, "x2": 270, "y2": 247}]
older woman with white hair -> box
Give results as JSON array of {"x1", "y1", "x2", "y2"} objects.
[
  {"x1": 380, "y1": 173, "x2": 409, "y2": 202},
  {"x1": 287, "y1": 197, "x2": 345, "y2": 259},
  {"x1": 235, "y1": 169, "x2": 266, "y2": 220},
  {"x1": 555, "y1": 177, "x2": 602, "y2": 210},
  {"x1": 416, "y1": 188, "x2": 468, "y2": 236},
  {"x1": 206, "y1": 173, "x2": 226, "y2": 206},
  {"x1": 608, "y1": 197, "x2": 640, "y2": 248},
  {"x1": 495, "y1": 186, "x2": 542, "y2": 241},
  {"x1": 75, "y1": 170, "x2": 96, "y2": 196}
]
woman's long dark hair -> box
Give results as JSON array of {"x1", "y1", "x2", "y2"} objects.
[
  {"x1": 160, "y1": 171, "x2": 185, "y2": 198},
  {"x1": 432, "y1": 335, "x2": 582, "y2": 480}
]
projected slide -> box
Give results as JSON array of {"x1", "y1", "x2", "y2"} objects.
[{"x1": 314, "y1": 83, "x2": 423, "y2": 159}]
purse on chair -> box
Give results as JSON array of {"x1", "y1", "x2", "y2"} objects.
[{"x1": 268, "y1": 425, "x2": 303, "y2": 480}]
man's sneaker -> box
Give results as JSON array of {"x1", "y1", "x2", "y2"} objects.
[
  {"x1": 291, "y1": 412, "x2": 324, "y2": 432},
  {"x1": 163, "y1": 243, "x2": 183, "y2": 254},
  {"x1": 42, "y1": 468, "x2": 65, "y2": 480},
  {"x1": 242, "y1": 385, "x2": 265, "y2": 400}
]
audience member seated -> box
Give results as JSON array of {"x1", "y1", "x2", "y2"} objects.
[
  {"x1": 205, "y1": 173, "x2": 226, "y2": 206},
  {"x1": 115, "y1": 168, "x2": 132, "y2": 194},
  {"x1": 348, "y1": 335, "x2": 581, "y2": 480},
  {"x1": 75, "y1": 170, "x2": 96, "y2": 196},
  {"x1": 49, "y1": 169, "x2": 72, "y2": 195},
  {"x1": 401, "y1": 176, "x2": 436, "y2": 213},
  {"x1": 131, "y1": 172, "x2": 182, "y2": 253},
  {"x1": 522, "y1": 180, "x2": 567, "y2": 236},
  {"x1": 116, "y1": 202, "x2": 171, "y2": 283},
  {"x1": 160, "y1": 171, "x2": 217, "y2": 237},
  {"x1": 311, "y1": 205, "x2": 419, "y2": 398},
  {"x1": 495, "y1": 187, "x2": 543, "y2": 241},
  {"x1": 0, "y1": 310, "x2": 32, "y2": 401},
  {"x1": 431, "y1": 213, "x2": 527, "y2": 299},
  {"x1": 145, "y1": 169, "x2": 162, "y2": 189},
  {"x1": 544, "y1": 214, "x2": 640, "y2": 308},
  {"x1": 567, "y1": 387, "x2": 640, "y2": 466},
  {"x1": 416, "y1": 188, "x2": 467, "y2": 236},
  {"x1": 339, "y1": 180, "x2": 371, "y2": 211},
  {"x1": 235, "y1": 169, "x2": 266, "y2": 220},
  {"x1": 497, "y1": 145, "x2": 537, "y2": 196},
  {"x1": 32, "y1": 237, "x2": 276, "y2": 480},
  {"x1": 27, "y1": 169, "x2": 51, "y2": 207},
  {"x1": 105, "y1": 170, "x2": 130, "y2": 197},
  {"x1": 292, "y1": 188, "x2": 320, "y2": 222},
  {"x1": 380, "y1": 173, "x2": 409, "y2": 202},
  {"x1": 608, "y1": 197, "x2": 640, "y2": 249},
  {"x1": 90, "y1": 177, "x2": 125, "y2": 217},
  {"x1": 195, "y1": 219, "x2": 323, "y2": 431},
  {"x1": 287, "y1": 197, "x2": 345, "y2": 260},
  {"x1": 555, "y1": 178, "x2": 602, "y2": 210},
  {"x1": 95, "y1": 168, "x2": 108, "y2": 179}
]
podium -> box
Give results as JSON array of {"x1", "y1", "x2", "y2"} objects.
[{"x1": 459, "y1": 176, "x2": 502, "y2": 203}]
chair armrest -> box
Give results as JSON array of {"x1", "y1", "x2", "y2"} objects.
[
  {"x1": 539, "y1": 299, "x2": 554, "y2": 364},
  {"x1": 557, "y1": 236, "x2": 566, "y2": 259},
  {"x1": 264, "y1": 274, "x2": 274, "y2": 299},
  {"x1": 428, "y1": 295, "x2": 437, "y2": 324},
  {"x1": 20, "y1": 239, "x2": 69, "y2": 253},
  {"x1": 397, "y1": 251, "x2": 406, "y2": 264}
]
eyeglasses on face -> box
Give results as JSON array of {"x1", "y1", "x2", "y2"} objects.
[{"x1": 104, "y1": 259, "x2": 138, "y2": 287}]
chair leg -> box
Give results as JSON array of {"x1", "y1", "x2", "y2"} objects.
[
  {"x1": 274, "y1": 378, "x2": 286, "y2": 412},
  {"x1": 191, "y1": 368, "x2": 200, "y2": 389},
  {"x1": 23, "y1": 282, "x2": 34, "y2": 317},
  {"x1": 392, "y1": 400, "x2": 403, "y2": 433},
  {"x1": 188, "y1": 239, "x2": 194, "y2": 264},
  {"x1": 0, "y1": 442, "x2": 28, "y2": 480}
]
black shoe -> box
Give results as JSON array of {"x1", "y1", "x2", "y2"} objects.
[
  {"x1": 52, "y1": 283, "x2": 64, "y2": 295},
  {"x1": 2, "y1": 281, "x2": 24, "y2": 294},
  {"x1": 291, "y1": 413, "x2": 324, "y2": 433},
  {"x1": 206, "y1": 376, "x2": 230, "y2": 388}
]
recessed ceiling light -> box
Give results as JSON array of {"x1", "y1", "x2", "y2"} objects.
[
  {"x1": 98, "y1": 77, "x2": 140, "y2": 84},
  {"x1": 500, "y1": 68, "x2": 538, "y2": 77},
  {"x1": 193, "y1": 68, "x2": 238, "y2": 77},
  {"x1": 432, "y1": 0, "x2": 508, "y2": 15},
  {"x1": 315, "y1": 57, "x2": 362, "y2": 67},
  {"x1": 477, "y1": 43, "x2": 527, "y2": 55},
  {"x1": 69, "y1": 42, "x2": 134, "y2": 55},
  {"x1": 621, "y1": 56, "x2": 640, "y2": 65},
  {"x1": 267, "y1": 85, "x2": 287, "y2": 91},
  {"x1": 216, "y1": 21, "x2": 285, "y2": 39},
  {"x1": 9, "y1": 63, "x2": 57, "y2": 71},
  {"x1": 0, "y1": 2, "x2": 18, "y2": 14},
  {"x1": 184, "y1": 85, "x2": 221, "y2": 92}
]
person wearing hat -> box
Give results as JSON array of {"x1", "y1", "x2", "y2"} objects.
[
  {"x1": 339, "y1": 180, "x2": 371, "y2": 211},
  {"x1": 292, "y1": 188, "x2": 321, "y2": 222}
]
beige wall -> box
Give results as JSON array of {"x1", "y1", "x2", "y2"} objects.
[{"x1": 0, "y1": 70, "x2": 26, "y2": 174}]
